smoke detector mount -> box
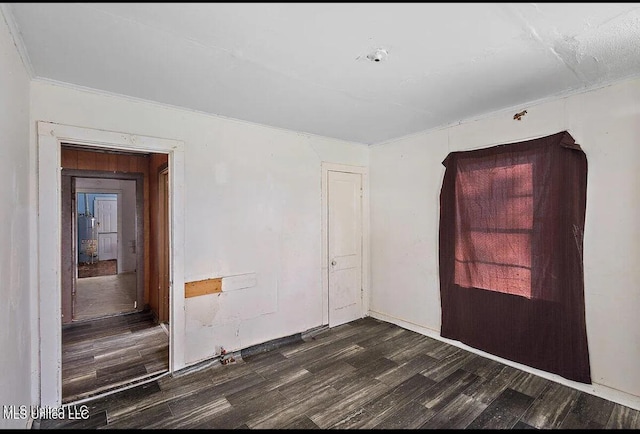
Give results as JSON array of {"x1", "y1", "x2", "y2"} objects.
[{"x1": 367, "y1": 48, "x2": 388, "y2": 63}]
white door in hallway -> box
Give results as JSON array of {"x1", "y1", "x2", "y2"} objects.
[
  {"x1": 95, "y1": 197, "x2": 118, "y2": 261},
  {"x1": 328, "y1": 170, "x2": 363, "y2": 327}
]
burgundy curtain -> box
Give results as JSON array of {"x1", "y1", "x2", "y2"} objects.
[{"x1": 439, "y1": 131, "x2": 591, "y2": 384}]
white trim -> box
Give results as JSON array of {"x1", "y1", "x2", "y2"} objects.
[
  {"x1": 0, "y1": 4, "x2": 35, "y2": 78},
  {"x1": 321, "y1": 162, "x2": 370, "y2": 326},
  {"x1": 36, "y1": 121, "x2": 186, "y2": 407},
  {"x1": 37, "y1": 121, "x2": 183, "y2": 152},
  {"x1": 369, "y1": 310, "x2": 640, "y2": 412}
]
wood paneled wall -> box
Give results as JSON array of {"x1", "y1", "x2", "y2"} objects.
[
  {"x1": 61, "y1": 147, "x2": 167, "y2": 312},
  {"x1": 148, "y1": 153, "x2": 169, "y2": 320}
]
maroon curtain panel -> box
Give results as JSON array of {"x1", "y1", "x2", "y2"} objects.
[{"x1": 439, "y1": 131, "x2": 591, "y2": 384}]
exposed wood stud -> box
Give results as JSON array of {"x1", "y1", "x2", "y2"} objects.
[{"x1": 185, "y1": 278, "x2": 223, "y2": 298}]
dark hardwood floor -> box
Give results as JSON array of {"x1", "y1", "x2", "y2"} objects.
[
  {"x1": 61, "y1": 310, "x2": 169, "y2": 404},
  {"x1": 37, "y1": 316, "x2": 640, "y2": 429}
]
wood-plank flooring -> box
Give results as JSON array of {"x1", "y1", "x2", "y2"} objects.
[
  {"x1": 61, "y1": 310, "x2": 169, "y2": 404},
  {"x1": 38, "y1": 317, "x2": 640, "y2": 429}
]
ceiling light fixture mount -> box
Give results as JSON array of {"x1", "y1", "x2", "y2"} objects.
[{"x1": 366, "y1": 48, "x2": 388, "y2": 63}]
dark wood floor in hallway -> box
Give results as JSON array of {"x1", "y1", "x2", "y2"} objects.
[
  {"x1": 61, "y1": 310, "x2": 169, "y2": 404},
  {"x1": 37, "y1": 317, "x2": 640, "y2": 429}
]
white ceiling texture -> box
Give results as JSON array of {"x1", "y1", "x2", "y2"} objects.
[{"x1": 6, "y1": 3, "x2": 640, "y2": 145}]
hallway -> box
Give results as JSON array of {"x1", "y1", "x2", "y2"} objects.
[{"x1": 74, "y1": 272, "x2": 137, "y2": 322}]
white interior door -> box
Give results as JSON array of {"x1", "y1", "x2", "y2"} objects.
[
  {"x1": 95, "y1": 197, "x2": 118, "y2": 261},
  {"x1": 328, "y1": 170, "x2": 363, "y2": 327}
]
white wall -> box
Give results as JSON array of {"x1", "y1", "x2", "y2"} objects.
[
  {"x1": 75, "y1": 178, "x2": 137, "y2": 273},
  {"x1": 370, "y1": 77, "x2": 640, "y2": 409},
  {"x1": 0, "y1": 8, "x2": 32, "y2": 429},
  {"x1": 30, "y1": 81, "x2": 368, "y2": 366}
]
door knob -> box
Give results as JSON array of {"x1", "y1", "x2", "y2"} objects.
[{"x1": 331, "y1": 260, "x2": 337, "y2": 266}]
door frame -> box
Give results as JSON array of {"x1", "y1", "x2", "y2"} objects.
[
  {"x1": 64, "y1": 173, "x2": 143, "y2": 321},
  {"x1": 321, "y1": 162, "x2": 370, "y2": 326},
  {"x1": 75, "y1": 186, "x2": 124, "y2": 273},
  {"x1": 37, "y1": 121, "x2": 186, "y2": 407}
]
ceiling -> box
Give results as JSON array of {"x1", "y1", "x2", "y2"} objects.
[{"x1": 6, "y1": 3, "x2": 640, "y2": 145}]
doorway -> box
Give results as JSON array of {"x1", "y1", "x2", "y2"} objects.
[
  {"x1": 37, "y1": 121, "x2": 186, "y2": 407},
  {"x1": 58, "y1": 145, "x2": 169, "y2": 403},
  {"x1": 73, "y1": 179, "x2": 139, "y2": 322},
  {"x1": 61, "y1": 169, "x2": 144, "y2": 326},
  {"x1": 77, "y1": 193, "x2": 118, "y2": 279}
]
